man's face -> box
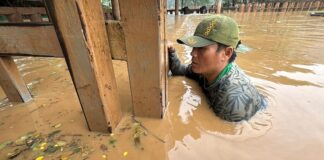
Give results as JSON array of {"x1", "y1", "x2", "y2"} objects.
[{"x1": 190, "y1": 44, "x2": 229, "y2": 75}]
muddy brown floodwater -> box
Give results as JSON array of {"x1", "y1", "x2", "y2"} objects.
[{"x1": 1, "y1": 11, "x2": 324, "y2": 160}]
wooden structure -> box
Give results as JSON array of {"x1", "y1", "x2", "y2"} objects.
[
  {"x1": 0, "y1": 0, "x2": 167, "y2": 132},
  {"x1": 167, "y1": 0, "x2": 324, "y2": 14}
]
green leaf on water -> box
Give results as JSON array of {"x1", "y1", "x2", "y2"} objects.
[
  {"x1": 44, "y1": 144, "x2": 58, "y2": 154},
  {"x1": 48, "y1": 130, "x2": 61, "y2": 138},
  {"x1": 0, "y1": 140, "x2": 12, "y2": 150}
]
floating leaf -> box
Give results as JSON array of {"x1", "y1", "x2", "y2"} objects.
[
  {"x1": 44, "y1": 144, "x2": 59, "y2": 153},
  {"x1": 123, "y1": 151, "x2": 128, "y2": 157},
  {"x1": 100, "y1": 144, "x2": 108, "y2": 151},
  {"x1": 0, "y1": 140, "x2": 12, "y2": 150},
  {"x1": 48, "y1": 130, "x2": 61, "y2": 138},
  {"x1": 53, "y1": 123, "x2": 62, "y2": 128},
  {"x1": 35, "y1": 156, "x2": 44, "y2": 160},
  {"x1": 56, "y1": 141, "x2": 67, "y2": 147},
  {"x1": 7, "y1": 148, "x2": 27, "y2": 159}
]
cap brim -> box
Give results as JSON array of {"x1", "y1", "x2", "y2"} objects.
[{"x1": 177, "y1": 36, "x2": 216, "y2": 47}]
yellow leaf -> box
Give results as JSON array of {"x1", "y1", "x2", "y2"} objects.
[
  {"x1": 123, "y1": 151, "x2": 128, "y2": 157},
  {"x1": 35, "y1": 156, "x2": 44, "y2": 160}
]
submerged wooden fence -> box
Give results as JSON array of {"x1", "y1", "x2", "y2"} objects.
[
  {"x1": 0, "y1": 0, "x2": 168, "y2": 133},
  {"x1": 168, "y1": 0, "x2": 324, "y2": 14}
]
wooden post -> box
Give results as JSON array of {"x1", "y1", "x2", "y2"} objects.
[
  {"x1": 260, "y1": 3, "x2": 265, "y2": 12},
  {"x1": 0, "y1": 9, "x2": 32, "y2": 103},
  {"x1": 274, "y1": 2, "x2": 280, "y2": 11},
  {"x1": 315, "y1": 1, "x2": 321, "y2": 10},
  {"x1": 301, "y1": 2, "x2": 306, "y2": 11},
  {"x1": 45, "y1": 0, "x2": 122, "y2": 132},
  {"x1": 281, "y1": 1, "x2": 288, "y2": 12},
  {"x1": 266, "y1": 3, "x2": 272, "y2": 12},
  {"x1": 111, "y1": 0, "x2": 121, "y2": 20},
  {"x1": 252, "y1": 3, "x2": 258, "y2": 12},
  {"x1": 217, "y1": 0, "x2": 222, "y2": 14},
  {"x1": 175, "y1": 0, "x2": 179, "y2": 15},
  {"x1": 247, "y1": 3, "x2": 252, "y2": 12},
  {"x1": 0, "y1": 57, "x2": 32, "y2": 102},
  {"x1": 119, "y1": 0, "x2": 167, "y2": 118},
  {"x1": 239, "y1": 3, "x2": 245, "y2": 13}
]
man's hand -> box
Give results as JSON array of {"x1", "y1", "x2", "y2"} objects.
[{"x1": 167, "y1": 42, "x2": 176, "y2": 54}]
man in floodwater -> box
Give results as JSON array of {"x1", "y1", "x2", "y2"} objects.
[{"x1": 168, "y1": 15, "x2": 267, "y2": 122}]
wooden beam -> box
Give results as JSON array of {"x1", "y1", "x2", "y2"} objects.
[
  {"x1": 0, "y1": 57, "x2": 32, "y2": 102},
  {"x1": 105, "y1": 20, "x2": 127, "y2": 61},
  {"x1": 119, "y1": 0, "x2": 167, "y2": 118},
  {"x1": 0, "y1": 7, "x2": 46, "y2": 15},
  {"x1": 111, "y1": 0, "x2": 121, "y2": 20},
  {"x1": 0, "y1": 25, "x2": 64, "y2": 57},
  {"x1": 175, "y1": 0, "x2": 179, "y2": 15},
  {"x1": 45, "y1": 0, "x2": 122, "y2": 132}
]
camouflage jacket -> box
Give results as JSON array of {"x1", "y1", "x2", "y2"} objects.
[{"x1": 169, "y1": 52, "x2": 267, "y2": 122}]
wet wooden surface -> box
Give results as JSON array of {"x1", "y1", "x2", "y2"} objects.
[
  {"x1": 45, "y1": 0, "x2": 122, "y2": 132},
  {"x1": 119, "y1": 0, "x2": 167, "y2": 118}
]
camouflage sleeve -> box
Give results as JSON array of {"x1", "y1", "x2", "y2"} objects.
[{"x1": 169, "y1": 52, "x2": 200, "y2": 81}]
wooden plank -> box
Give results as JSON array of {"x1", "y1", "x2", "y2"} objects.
[
  {"x1": 0, "y1": 57, "x2": 32, "y2": 102},
  {"x1": 119, "y1": 0, "x2": 167, "y2": 118},
  {"x1": 0, "y1": 25, "x2": 64, "y2": 57},
  {"x1": 0, "y1": 7, "x2": 46, "y2": 15},
  {"x1": 45, "y1": 0, "x2": 122, "y2": 132},
  {"x1": 160, "y1": 0, "x2": 168, "y2": 117},
  {"x1": 111, "y1": 0, "x2": 121, "y2": 20},
  {"x1": 105, "y1": 20, "x2": 127, "y2": 61}
]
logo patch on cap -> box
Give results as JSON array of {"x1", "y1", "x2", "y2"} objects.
[
  {"x1": 188, "y1": 37, "x2": 197, "y2": 45},
  {"x1": 204, "y1": 19, "x2": 217, "y2": 37}
]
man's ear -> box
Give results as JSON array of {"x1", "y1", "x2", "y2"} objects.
[{"x1": 224, "y1": 47, "x2": 233, "y2": 60}]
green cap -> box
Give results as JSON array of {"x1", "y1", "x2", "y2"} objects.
[{"x1": 177, "y1": 15, "x2": 239, "y2": 48}]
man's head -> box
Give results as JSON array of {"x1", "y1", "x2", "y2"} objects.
[{"x1": 177, "y1": 15, "x2": 240, "y2": 75}]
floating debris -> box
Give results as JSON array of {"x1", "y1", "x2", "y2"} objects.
[
  {"x1": 123, "y1": 151, "x2": 128, "y2": 157},
  {"x1": 108, "y1": 134, "x2": 117, "y2": 148},
  {"x1": 0, "y1": 141, "x2": 12, "y2": 150},
  {"x1": 1, "y1": 130, "x2": 93, "y2": 159},
  {"x1": 100, "y1": 144, "x2": 108, "y2": 151},
  {"x1": 53, "y1": 123, "x2": 62, "y2": 128}
]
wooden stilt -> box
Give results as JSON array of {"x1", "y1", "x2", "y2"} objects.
[
  {"x1": 119, "y1": 0, "x2": 167, "y2": 118},
  {"x1": 0, "y1": 9, "x2": 32, "y2": 103},
  {"x1": 175, "y1": 0, "x2": 179, "y2": 15},
  {"x1": 111, "y1": 0, "x2": 121, "y2": 20},
  {"x1": 0, "y1": 57, "x2": 32, "y2": 102},
  {"x1": 239, "y1": 3, "x2": 245, "y2": 13},
  {"x1": 281, "y1": 1, "x2": 288, "y2": 12},
  {"x1": 45, "y1": 0, "x2": 122, "y2": 132},
  {"x1": 217, "y1": 0, "x2": 222, "y2": 14}
]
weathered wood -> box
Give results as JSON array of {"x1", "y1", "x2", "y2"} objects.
[
  {"x1": 111, "y1": 0, "x2": 121, "y2": 20},
  {"x1": 0, "y1": 57, "x2": 32, "y2": 102},
  {"x1": 45, "y1": 0, "x2": 122, "y2": 132},
  {"x1": 239, "y1": 4, "x2": 245, "y2": 12},
  {"x1": 105, "y1": 20, "x2": 127, "y2": 61},
  {"x1": 119, "y1": 0, "x2": 167, "y2": 118},
  {"x1": 0, "y1": 7, "x2": 46, "y2": 15},
  {"x1": 30, "y1": 13, "x2": 42, "y2": 22},
  {"x1": 0, "y1": 25, "x2": 64, "y2": 57},
  {"x1": 217, "y1": 0, "x2": 222, "y2": 14},
  {"x1": 175, "y1": 0, "x2": 179, "y2": 15},
  {"x1": 159, "y1": 0, "x2": 168, "y2": 117}
]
